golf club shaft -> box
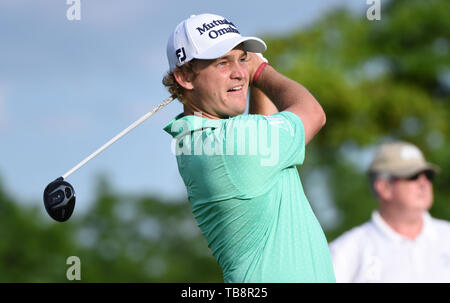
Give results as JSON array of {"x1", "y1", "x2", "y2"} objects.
[{"x1": 62, "y1": 95, "x2": 175, "y2": 179}]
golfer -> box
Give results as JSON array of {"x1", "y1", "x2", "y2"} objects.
[
  {"x1": 329, "y1": 141, "x2": 450, "y2": 282},
  {"x1": 163, "y1": 13, "x2": 335, "y2": 282}
]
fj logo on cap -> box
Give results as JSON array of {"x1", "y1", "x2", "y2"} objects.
[{"x1": 176, "y1": 47, "x2": 186, "y2": 64}]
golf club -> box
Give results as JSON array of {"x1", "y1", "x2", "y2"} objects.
[{"x1": 43, "y1": 95, "x2": 175, "y2": 222}]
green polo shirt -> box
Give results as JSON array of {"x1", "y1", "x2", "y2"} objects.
[{"x1": 163, "y1": 111, "x2": 335, "y2": 283}]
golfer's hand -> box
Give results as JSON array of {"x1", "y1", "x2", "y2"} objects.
[{"x1": 247, "y1": 52, "x2": 267, "y2": 86}]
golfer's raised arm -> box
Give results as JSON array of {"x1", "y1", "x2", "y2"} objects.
[
  {"x1": 249, "y1": 53, "x2": 326, "y2": 145},
  {"x1": 249, "y1": 86, "x2": 279, "y2": 116}
]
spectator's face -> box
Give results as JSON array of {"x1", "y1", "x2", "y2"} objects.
[
  {"x1": 182, "y1": 47, "x2": 249, "y2": 118},
  {"x1": 389, "y1": 172, "x2": 434, "y2": 212}
]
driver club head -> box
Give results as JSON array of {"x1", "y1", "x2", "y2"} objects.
[{"x1": 43, "y1": 177, "x2": 76, "y2": 222}]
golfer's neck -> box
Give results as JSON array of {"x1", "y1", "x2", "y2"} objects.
[{"x1": 183, "y1": 104, "x2": 221, "y2": 120}]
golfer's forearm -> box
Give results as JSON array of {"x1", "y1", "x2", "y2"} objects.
[
  {"x1": 249, "y1": 86, "x2": 279, "y2": 115},
  {"x1": 254, "y1": 65, "x2": 315, "y2": 112},
  {"x1": 254, "y1": 65, "x2": 326, "y2": 144}
]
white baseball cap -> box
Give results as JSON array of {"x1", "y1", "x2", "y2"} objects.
[{"x1": 167, "y1": 13, "x2": 267, "y2": 72}]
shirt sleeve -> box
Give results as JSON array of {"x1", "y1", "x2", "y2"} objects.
[{"x1": 222, "y1": 111, "x2": 306, "y2": 198}]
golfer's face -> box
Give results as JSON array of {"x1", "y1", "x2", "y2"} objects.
[
  {"x1": 390, "y1": 172, "x2": 434, "y2": 212},
  {"x1": 191, "y1": 48, "x2": 249, "y2": 118}
]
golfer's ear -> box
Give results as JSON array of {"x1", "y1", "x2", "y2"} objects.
[{"x1": 173, "y1": 67, "x2": 194, "y2": 90}]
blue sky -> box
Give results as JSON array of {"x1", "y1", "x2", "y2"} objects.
[{"x1": 0, "y1": 0, "x2": 367, "y2": 216}]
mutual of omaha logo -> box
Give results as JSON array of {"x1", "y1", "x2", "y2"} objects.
[{"x1": 195, "y1": 19, "x2": 240, "y2": 39}]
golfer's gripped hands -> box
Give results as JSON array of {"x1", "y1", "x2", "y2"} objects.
[{"x1": 247, "y1": 52, "x2": 267, "y2": 86}]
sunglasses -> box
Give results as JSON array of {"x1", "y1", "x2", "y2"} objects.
[{"x1": 392, "y1": 170, "x2": 435, "y2": 182}]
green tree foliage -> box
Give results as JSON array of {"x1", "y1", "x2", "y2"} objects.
[
  {"x1": 1, "y1": 0, "x2": 448, "y2": 281},
  {"x1": 263, "y1": 0, "x2": 450, "y2": 240},
  {"x1": 0, "y1": 176, "x2": 222, "y2": 282}
]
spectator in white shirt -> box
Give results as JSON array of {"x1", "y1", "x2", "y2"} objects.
[{"x1": 329, "y1": 141, "x2": 450, "y2": 283}]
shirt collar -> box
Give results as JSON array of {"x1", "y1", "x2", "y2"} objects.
[
  {"x1": 371, "y1": 210, "x2": 437, "y2": 243},
  {"x1": 163, "y1": 113, "x2": 221, "y2": 138}
]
